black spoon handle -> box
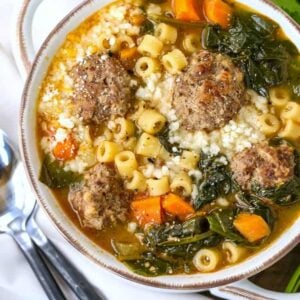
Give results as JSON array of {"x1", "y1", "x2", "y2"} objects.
[{"x1": 27, "y1": 216, "x2": 106, "y2": 300}]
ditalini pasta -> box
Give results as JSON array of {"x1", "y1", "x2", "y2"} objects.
[
  {"x1": 115, "y1": 151, "x2": 138, "y2": 178},
  {"x1": 114, "y1": 118, "x2": 135, "y2": 140},
  {"x1": 147, "y1": 176, "x2": 170, "y2": 196},
  {"x1": 269, "y1": 87, "x2": 290, "y2": 108},
  {"x1": 138, "y1": 34, "x2": 163, "y2": 58},
  {"x1": 135, "y1": 57, "x2": 160, "y2": 77},
  {"x1": 259, "y1": 113, "x2": 281, "y2": 136},
  {"x1": 155, "y1": 23, "x2": 177, "y2": 44},
  {"x1": 135, "y1": 133, "x2": 162, "y2": 157},
  {"x1": 126, "y1": 170, "x2": 147, "y2": 192},
  {"x1": 137, "y1": 109, "x2": 166, "y2": 134},
  {"x1": 183, "y1": 33, "x2": 202, "y2": 53},
  {"x1": 193, "y1": 249, "x2": 221, "y2": 272},
  {"x1": 97, "y1": 141, "x2": 122, "y2": 162},
  {"x1": 162, "y1": 49, "x2": 187, "y2": 74}
]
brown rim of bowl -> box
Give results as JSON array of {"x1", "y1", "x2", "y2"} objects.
[
  {"x1": 19, "y1": 0, "x2": 300, "y2": 290},
  {"x1": 16, "y1": 0, "x2": 31, "y2": 73},
  {"x1": 218, "y1": 286, "x2": 275, "y2": 300}
]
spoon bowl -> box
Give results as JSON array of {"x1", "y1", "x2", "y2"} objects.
[
  {"x1": 0, "y1": 129, "x2": 65, "y2": 300},
  {"x1": 0, "y1": 129, "x2": 27, "y2": 230}
]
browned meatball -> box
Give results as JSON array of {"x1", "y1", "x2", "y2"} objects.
[
  {"x1": 173, "y1": 50, "x2": 246, "y2": 132},
  {"x1": 68, "y1": 163, "x2": 132, "y2": 230},
  {"x1": 231, "y1": 144, "x2": 295, "y2": 191},
  {"x1": 70, "y1": 54, "x2": 134, "y2": 124}
]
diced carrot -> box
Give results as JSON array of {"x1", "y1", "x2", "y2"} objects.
[
  {"x1": 162, "y1": 193, "x2": 195, "y2": 220},
  {"x1": 53, "y1": 135, "x2": 78, "y2": 161},
  {"x1": 131, "y1": 196, "x2": 163, "y2": 226},
  {"x1": 119, "y1": 47, "x2": 139, "y2": 61},
  {"x1": 130, "y1": 14, "x2": 146, "y2": 26},
  {"x1": 203, "y1": 0, "x2": 232, "y2": 29},
  {"x1": 233, "y1": 213, "x2": 271, "y2": 243},
  {"x1": 172, "y1": 0, "x2": 202, "y2": 21}
]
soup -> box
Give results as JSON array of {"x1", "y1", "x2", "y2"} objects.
[{"x1": 37, "y1": 0, "x2": 300, "y2": 276}]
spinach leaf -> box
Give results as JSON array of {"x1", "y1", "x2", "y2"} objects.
[
  {"x1": 252, "y1": 178, "x2": 300, "y2": 206},
  {"x1": 39, "y1": 155, "x2": 82, "y2": 189},
  {"x1": 288, "y1": 56, "x2": 300, "y2": 99},
  {"x1": 160, "y1": 234, "x2": 222, "y2": 259},
  {"x1": 157, "y1": 126, "x2": 182, "y2": 155},
  {"x1": 140, "y1": 19, "x2": 154, "y2": 35},
  {"x1": 194, "y1": 153, "x2": 232, "y2": 209},
  {"x1": 204, "y1": 10, "x2": 299, "y2": 97},
  {"x1": 143, "y1": 218, "x2": 221, "y2": 259},
  {"x1": 124, "y1": 253, "x2": 174, "y2": 277},
  {"x1": 144, "y1": 217, "x2": 207, "y2": 249},
  {"x1": 207, "y1": 209, "x2": 245, "y2": 242},
  {"x1": 158, "y1": 231, "x2": 213, "y2": 247}
]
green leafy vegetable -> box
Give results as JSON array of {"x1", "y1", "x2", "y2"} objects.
[
  {"x1": 125, "y1": 253, "x2": 174, "y2": 277},
  {"x1": 111, "y1": 240, "x2": 144, "y2": 261},
  {"x1": 194, "y1": 153, "x2": 233, "y2": 209},
  {"x1": 157, "y1": 126, "x2": 182, "y2": 155},
  {"x1": 143, "y1": 218, "x2": 221, "y2": 259},
  {"x1": 158, "y1": 231, "x2": 214, "y2": 247},
  {"x1": 148, "y1": 14, "x2": 205, "y2": 28},
  {"x1": 140, "y1": 19, "x2": 154, "y2": 35},
  {"x1": 272, "y1": 0, "x2": 300, "y2": 24},
  {"x1": 207, "y1": 209, "x2": 245, "y2": 242},
  {"x1": 144, "y1": 218, "x2": 206, "y2": 249},
  {"x1": 204, "y1": 10, "x2": 299, "y2": 97},
  {"x1": 252, "y1": 178, "x2": 300, "y2": 206},
  {"x1": 288, "y1": 56, "x2": 300, "y2": 98},
  {"x1": 39, "y1": 155, "x2": 82, "y2": 189},
  {"x1": 160, "y1": 234, "x2": 222, "y2": 259},
  {"x1": 285, "y1": 265, "x2": 300, "y2": 293}
]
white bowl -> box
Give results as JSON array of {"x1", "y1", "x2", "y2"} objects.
[{"x1": 17, "y1": 0, "x2": 300, "y2": 293}]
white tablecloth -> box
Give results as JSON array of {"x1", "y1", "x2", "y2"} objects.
[{"x1": 0, "y1": 1, "x2": 208, "y2": 299}]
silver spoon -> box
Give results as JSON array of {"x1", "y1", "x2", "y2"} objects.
[
  {"x1": 0, "y1": 129, "x2": 106, "y2": 300},
  {"x1": 0, "y1": 129, "x2": 65, "y2": 300}
]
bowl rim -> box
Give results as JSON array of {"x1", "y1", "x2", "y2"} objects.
[{"x1": 19, "y1": 0, "x2": 300, "y2": 290}]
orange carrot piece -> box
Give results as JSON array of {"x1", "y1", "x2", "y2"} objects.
[
  {"x1": 233, "y1": 213, "x2": 271, "y2": 243},
  {"x1": 119, "y1": 47, "x2": 139, "y2": 61},
  {"x1": 173, "y1": 0, "x2": 202, "y2": 21},
  {"x1": 130, "y1": 14, "x2": 146, "y2": 26},
  {"x1": 162, "y1": 193, "x2": 195, "y2": 219},
  {"x1": 131, "y1": 196, "x2": 163, "y2": 226},
  {"x1": 53, "y1": 135, "x2": 78, "y2": 161},
  {"x1": 203, "y1": 0, "x2": 232, "y2": 29}
]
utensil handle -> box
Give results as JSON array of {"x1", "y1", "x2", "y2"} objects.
[
  {"x1": 27, "y1": 218, "x2": 106, "y2": 300},
  {"x1": 9, "y1": 229, "x2": 66, "y2": 300}
]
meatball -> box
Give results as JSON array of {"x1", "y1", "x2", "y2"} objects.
[
  {"x1": 68, "y1": 163, "x2": 133, "y2": 230},
  {"x1": 231, "y1": 144, "x2": 295, "y2": 191},
  {"x1": 70, "y1": 54, "x2": 134, "y2": 124},
  {"x1": 172, "y1": 50, "x2": 246, "y2": 132}
]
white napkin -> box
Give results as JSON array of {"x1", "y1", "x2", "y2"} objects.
[{"x1": 0, "y1": 1, "x2": 208, "y2": 299}]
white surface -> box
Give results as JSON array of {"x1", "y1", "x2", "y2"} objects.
[{"x1": 0, "y1": 0, "x2": 206, "y2": 299}]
